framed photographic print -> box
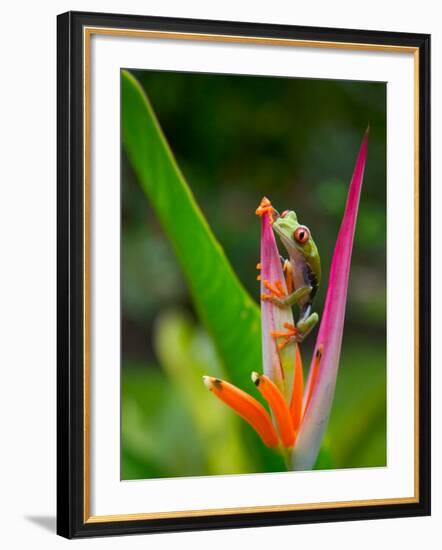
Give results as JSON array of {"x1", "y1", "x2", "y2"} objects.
[{"x1": 57, "y1": 11, "x2": 431, "y2": 538}]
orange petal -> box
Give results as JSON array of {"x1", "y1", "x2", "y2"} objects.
[
  {"x1": 203, "y1": 376, "x2": 279, "y2": 448},
  {"x1": 290, "y1": 344, "x2": 304, "y2": 432},
  {"x1": 302, "y1": 344, "x2": 323, "y2": 419},
  {"x1": 252, "y1": 372, "x2": 295, "y2": 449}
]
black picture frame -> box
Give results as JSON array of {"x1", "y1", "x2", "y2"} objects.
[{"x1": 57, "y1": 10, "x2": 431, "y2": 539}]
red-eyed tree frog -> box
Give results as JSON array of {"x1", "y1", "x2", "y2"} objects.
[{"x1": 270, "y1": 209, "x2": 321, "y2": 341}]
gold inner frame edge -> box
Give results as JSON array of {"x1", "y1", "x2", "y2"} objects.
[{"x1": 82, "y1": 26, "x2": 420, "y2": 524}]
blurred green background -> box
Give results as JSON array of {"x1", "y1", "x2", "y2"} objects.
[{"x1": 121, "y1": 70, "x2": 386, "y2": 480}]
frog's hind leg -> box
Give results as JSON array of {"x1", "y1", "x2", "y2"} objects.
[
  {"x1": 262, "y1": 285, "x2": 312, "y2": 308},
  {"x1": 295, "y1": 304, "x2": 319, "y2": 341}
]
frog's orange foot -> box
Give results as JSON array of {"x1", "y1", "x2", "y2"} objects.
[
  {"x1": 261, "y1": 279, "x2": 286, "y2": 301},
  {"x1": 271, "y1": 322, "x2": 299, "y2": 350},
  {"x1": 256, "y1": 197, "x2": 277, "y2": 224}
]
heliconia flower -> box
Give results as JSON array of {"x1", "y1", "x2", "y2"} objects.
[{"x1": 203, "y1": 130, "x2": 368, "y2": 467}]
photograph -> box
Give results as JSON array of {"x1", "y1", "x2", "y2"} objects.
[{"x1": 120, "y1": 69, "x2": 387, "y2": 480}]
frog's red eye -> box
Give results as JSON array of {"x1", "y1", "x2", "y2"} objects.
[
  {"x1": 280, "y1": 210, "x2": 290, "y2": 218},
  {"x1": 293, "y1": 226, "x2": 310, "y2": 244}
]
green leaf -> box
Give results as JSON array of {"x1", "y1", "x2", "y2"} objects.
[
  {"x1": 153, "y1": 308, "x2": 254, "y2": 474},
  {"x1": 121, "y1": 368, "x2": 207, "y2": 478},
  {"x1": 314, "y1": 443, "x2": 334, "y2": 470},
  {"x1": 324, "y1": 341, "x2": 387, "y2": 468},
  {"x1": 121, "y1": 70, "x2": 261, "y2": 390}
]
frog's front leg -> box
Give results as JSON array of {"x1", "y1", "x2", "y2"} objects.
[
  {"x1": 261, "y1": 281, "x2": 312, "y2": 308},
  {"x1": 261, "y1": 259, "x2": 312, "y2": 307}
]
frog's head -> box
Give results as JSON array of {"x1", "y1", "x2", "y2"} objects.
[{"x1": 273, "y1": 210, "x2": 316, "y2": 259}]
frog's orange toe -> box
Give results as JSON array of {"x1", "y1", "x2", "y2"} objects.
[
  {"x1": 263, "y1": 279, "x2": 285, "y2": 299},
  {"x1": 256, "y1": 197, "x2": 277, "y2": 223},
  {"x1": 271, "y1": 323, "x2": 298, "y2": 350}
]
